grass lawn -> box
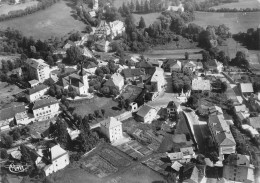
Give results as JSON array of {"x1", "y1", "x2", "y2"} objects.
[
  {"x1": 70, "y1": 96, "x2": 124, "y2": 119},
  {"x1": 0, "y1": 82, "x2": 25, "y2": 109},
  {"x1": 210, "y1": 0, "x2": 260, "y2": 10},
  {"x1": 193, "y1": 11, "x2": 260, "y2": 34},
  {"x1": 0, "y1": 0, "x2": 39, "y2": 16},
  {"x1": 0, "y1": 0, "x2": 86, "y2": 40}
]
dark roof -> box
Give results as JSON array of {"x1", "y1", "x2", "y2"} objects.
[
  {"x1": 33, "y1": 97, "x2": 58, "y2": 110},
  {"x1": 27, "y1": 84, "x2": 49, "y2": 95},
  {"x1": 207, "y1": 59, "x2": 218, "y2": 67},
  {"x1": 167, "y1": 101, "x2": 180, "y2": 109},
  {"x1": 137, "y1": 104, "x2": 155, "y2": 117},
  {"x1": 136, "y1": 60, "x2": 153, "y2": 68},
  {"x1": 0, "y1": 104, "x2": 26, "y2": 121},
  {"x1": 122, "y1": 68, "x2": 145, "y2": 78}
]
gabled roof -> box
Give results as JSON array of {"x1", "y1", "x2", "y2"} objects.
[
  {"x1": 192, "y1": 79, "x2": 211, "y2": 91},
  {"x1": 111, "y1": 73, "x2": 124, "y2": 85},
  {"x1": 32, "y1": 97, "x2": 58, "y2": 110},
  {"x1": 249, "y1": 117, "x2": 260, "y2": 129},
  {"x1": 100, "y1": 117, "x2": 122, "y2": 129},
  {"x1": 208, "y1": 115, "x2": 236, "y2": 146},
  {"x1": 25, "y1": 58, "x2": 48, "y2": 68},
  {"x1": 167, "y1": 100, "x2": 180, "y2": 109},
  {"x1": 225, "y1": 154, "x2": 250, "y2": 166},
  {"x1": 184, "y1": 61, "x2": 197, "y2": 68},
  {"x1": 150, "y1": 67, "x2": 165, "y2": 83},
  {"x1": 27, "y1": 84, "x2": 49, "y2": 95},
  {"x1": 240, "y1": 83, "x2": 254, "y2": 93},
  {"x1": 29, "y1": 79, "x2": 39, "y2": 86},
  {"x1": 0, "y1": 104, "x2": 26, "y2": 121},
  {"x1": 136, "y1": 60, "x2": 153, "y2": 68},
  {"x1": 165, "y1": 60, "x2": 181, "y2": 68},
  {"x1": 209, "y1": 105, "x2": 223, "y2": 115},
  {"x1": 50, "y1": 144, "x2": 67, "y2": 161},
  {"x1": 122, "y1": 68, "x2": 145, "y2": 78},
  {"x1": 136, "y1": 104, "x2": 156, "y2": 118},
  {"x1": 234, "y1": 104, "x2": 248, "y2": 113}
]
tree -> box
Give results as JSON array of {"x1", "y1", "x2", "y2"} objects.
[
  {"x1": 202, "y1": 50, "x2": 210, "y2": 62},
  {"x1": 104, "y1": 6, "x2": 121, "y2": 22},
  {"x1": 12, "y1": 128, "x2": 21, "y2": 141},
  {"x1": 138, "y1": 16, "x2": 146, "y2": 29},
  {"x1": 187, "y1": 95, "x2": 198, "y2": 109},
  {"x1": 56, "y1": 119, "x2": 69, "y2": 146},
  {"x1": 101, "y1": 109, "x2": 105, "y2": 117},
  {"x1": 49, "y1": 87, "x2": 56, "y2": 97},
  {"x1": 167, "y1": 171, "x2": 177, "y2": 183},
  {"x1": 221, "y1": 81, "x2": 227, "y2": 93},
  {"x1": 101, "y1": 86, "x2": 110, "y2": 95},
  {"x1": 47, "y1": 55, "x2": 54, "y2": 66},
  {"x1": 185, "y1": 52, "x2": 189, "y2": 60},
  {"x1": 20, "y1": 144, "x2": 32, "y2": 164},
  {"x1": 1, "y1": 134, "x2": 13, "y2": 148},
  {"x1": 0, "y1": 149, "x2": 8, "y2": 159},
  {"x1": 136, "y1": 0, "x2": 140, "y2": 12},
  {"x1": 66, "y1": 46, "x2": 82, "y2": 65},
  {"x1": 69, "y1": 32, "x2": 81, "y2": 42},
  {"x1": 144, "y1": 0, "x2": 150, "y2": 12}
]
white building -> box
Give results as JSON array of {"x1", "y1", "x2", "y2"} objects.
[
  {"x1": 100, "y1": 117, "x2": 123, "y2": 143},
  {"x1": 208, "y1": 115, "x2": 236, "y2": 155},
  {"x1": 25, "y1": 58, "x2": 50, "y2": 83},
  {"x1": 43, "y1": 144, "x2": 70, "y2": 176},
  {"x1": 166, "y1": 100, "x2": 182, "y2": 117},
  {"x1": 167, "y1": 3, "x2": 184, "y2": 12},
  {"x1": 62, "y1": 67, "x2": 89, "y2": 95},
  {"x1": 33, "y1": 97, "x2": 59, "y2": 121},
  {"x1": 104, "y1": 73, "x2": 124, "y2": 91},
  {"x1": 136, "y1": 104, "x2": 157, "y2": 124},
  {"x1": 26, "y1": 84, "x2": 49, "y2": 103},
  {"x1": 149, "y1": 67, "x2": 166, "y2": 93},
  {"x1": 109, "y1": 20, "x2": 125, "y2": 39}
]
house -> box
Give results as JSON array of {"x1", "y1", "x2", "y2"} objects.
[
  {"x1": 148, "y1": 67, "x2": 166, "y2": 93},
  {"x1": 81, "y1": 47, "x2": 93, "y2": 58},
  {"x1": 33, "y1": 97, "x2": 59, "y2": 121},
  {"x1": 163, "y1": 60, "x2": 182, "y2": 72},
  {"x1": 100, "y1": 117, "x2": 123, "y2": 143},
  {"x1": 26, "y1": 84, "x2": 49, "y2": 103},
  {"x1": 62, "y1": 67, "x2": 89, "y2": 95},
  {"x1": 223, "y1": 154, "x2": 255, "y2": 183},
  {"x1": 0, "y1": 104, "x2": 29, "y2": 130},
  {"x1": 148, "y1": 59, "x2": 163, "y2": 68},
  {"x1": 183, "y1": 61, "x2": 197, "y2": 72},
  {"x1": 249, "y1": 116, "x2": 260, "y2": 130},
  {"x1": 109, "y1": 20, "x2": 125, "y2": 39},
  {"x1": 84, "y1": 62, "x2": 97, "y2": 74},
  {"x1": 207, "y1": 59, "x2": 223, "y2": 73},
  {"x1": 180, "y1": 165, "x2": 204, "y2": 183},
  {"x1": 29, "y1": 80, "x2": 40, "y2": 88},
  {"x1": 208, "y1": 115, "x2": 236, "y2": 155},
  {"x1": 171, "y1": 161, "x2": 183, "y2": 172},
  {"x1": 240, "y1": 83, "x2": 254, "y2": 96},
  {"x1": 167, "y1": 100, "x2": 182, "y2": 117},
  {"x1": 208, "y1": 105, "x2": 223, "y2": 115},
  {"x1": 25, "y1": 58, "x2": 50, "y2": 83},
  {"x1": 242, "y1": 124, "x2": 259, "y2": 137},
  {"x1": 63, "y1": 40, "x2": 76, "y2": 50},
  {"x1": 122, "y1": 68, "x2": 145, "y2": 81},
  {"x1": 180, "y1": 147, "x2": 195, "y2": 159},
  {"x1": 136, "y1": 60, "x2": 153, "y2": 74},
  {"x1": 94, "y1": 20, "x2": 111, "y2": 38},
  {"x1": 136, "y1": 104, "x2": 157, "y2": 123},
  {"x1": 95, "y1": 40, "x2": 110, "y2": 52},
  {"x1": 167, "y1": 3, "x2": 184, "y2": 12},
  {"x1": 192, "y1": 79, "x2": 211, "y2": 91},
  {"x1": 233, "y1": 104, "x2": 249, "y2": 114},
  {"x1": 167, "y1": 152, "x2": 184, "y2": 162},
  {"x1": 43, "y1": 144, "x2": 70, "y2": 176},
  {"x1": 104, "y1": 73, "x2": 124, "y2": 91}
]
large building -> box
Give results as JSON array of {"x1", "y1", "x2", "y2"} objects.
[
  {"x1": 208, "y1": 115, "x2": 236, "y2": 155},
  {"x1": 33, "y1": 97, "x2": 59, "y2": 121},
  {"x1": 25, "y1": 59, "x2": 50, "y2": 83},
  {"x1": 43, "y1": 144, "x2": 70, "y2": 176},
  {"x1": 136, "y1": 104, "x2": 157, "y2": 124},
  {"x1": 100, "y1": 117, "x2": 123, "y2": 143},
  {"x1": 62, "y1": 67, "x2": 89, "y2": 95},
  {"x1": 26, "y1": 84, "x2": 49, "y2": 103}
]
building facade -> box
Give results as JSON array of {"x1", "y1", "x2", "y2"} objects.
[
  {"x1": 26, "y1": 84, "x2": 49, "y2": 103},
  {"x1": 100, "y1": 117, "x2": 123, "y2": 143}
]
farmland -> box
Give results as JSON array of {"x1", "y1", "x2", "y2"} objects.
[
  {"x1": 0, "y1": 0, "x2": 85, "y2": 40},
  {"x1": 193, "y1": 11, "x2": 260, "y2": 34},
  {"x1": 0, "y1": 0, "x2": 39, "y2": 16},
  {"x1": 210, "y1": 0, "x2": 260, "y2": 10}
]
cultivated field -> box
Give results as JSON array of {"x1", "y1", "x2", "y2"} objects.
[
  {"x1": 0, "y1": 0, "x2": 85, "y2": 40},
  {"x1": 210, "y1": 0, "x2": 260, "y2": 10},
  {"x1": 193, "y1": 11, "x2": 260, "y2": 34},
  {"x1": 0, "y1": 0, "x2": 39, "y2": 16}
]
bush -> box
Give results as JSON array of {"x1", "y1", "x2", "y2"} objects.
[{"x1": 0, "y1": 149, "x2": 8, "y2": 159}]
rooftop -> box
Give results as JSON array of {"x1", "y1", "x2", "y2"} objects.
[
  {"x1": 122, "y1": 68, "x2": 145, "y2": 78},
  {"x1": 50, "y1": 144, "x2": 68, "y2": 161},
  {"x1": 249, "y1": 116, "x2": 260, "y2": 129},
  {"x1": 136, "y1": 104, "x2": 156, "y2": 118},
  {"x1": 27, "y1": 84, "x2": 49, "y2": 95},
  {"x1": 240, "y1": 83, "x2": 254, "y2": 93},
  {"x1": 25, "y1": 58, "x2": 48, "y2": 68},
  {"x1": 0, "y1": 104, "x2": 26, "y2": 121},
  {"x1": 100, "y1": 117, "x2": 122, "y2": 128},
  {"x1": 192, "y1": 79, "x2": 211, "y2": 91},
  {"x1": 32, "y1": 97, "x2": 58, "y2": 110}
]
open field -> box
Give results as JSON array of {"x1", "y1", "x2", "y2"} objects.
[
  {"x1": 70, "y1": 96, "x2": 124, "y2": 119},
  {"x1": 133, "y1": 12, "x2": 161, "y2": 26},
  {"x1": 113, "y1": 0, "x2": 128, "y2": 9},
  {"x1": 0, "y1": 82, "x2": 24, "y2": 109},
  {"x1": 0, "y1": 0, "x2": 38, "y2": 16},
  {"x1": 0, "y1": 0, "x2": 85, "y2": 40},
  {"x1": 210, "y1": 0, "x2": 260, "y2": 10},
  {"x1": 193, "y1": 11, "x2": 260, "y2": 34}
]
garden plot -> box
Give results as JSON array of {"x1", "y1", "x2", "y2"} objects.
[{"x1": 81, "y1": 155, "x2": 117, "y2": 178}]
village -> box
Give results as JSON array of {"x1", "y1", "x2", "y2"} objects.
[{"x1": 0, "y1": 0, "x2": 260, "y2": 183}]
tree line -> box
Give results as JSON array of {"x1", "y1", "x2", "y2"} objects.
[
  {"x1": 233, "y1": 27, "x2": 260, "y2": 50},
  {"x1": 0, "y1": 0, "x2": 60, "y2": 22}
]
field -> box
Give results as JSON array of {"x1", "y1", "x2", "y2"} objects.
[
  {"x1": 70, "y1": 96, "x2": 124, "y2": 119},
  {"x1": 0, "y1": 0, "x2": 85, "y2": 40},
  {"x1": 193, "y1": 11, "x2": 260, "y2": 34},
  {"x1": 133, "y1": 12, "x2": 161, "y2": 26},
  {"x1": 210, "y1": 0, "x2": 260, "y2": 10},
  {"x1": 0, "y1": 82, "x2": 24, "y2": 109},
  {"x1": 0, "y1": 0, "x2": 38, "y2": 16}
]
